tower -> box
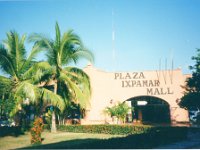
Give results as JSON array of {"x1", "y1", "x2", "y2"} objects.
[{"x1": 112, "y1": 9, "x2": 116, "y2": 71}]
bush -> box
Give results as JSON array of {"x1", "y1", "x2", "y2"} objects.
[
  {"x1": 56, "y1": 125, "x2": 188, "y2": 140},
  {"x1": 57, "y1": 124, "x2": 153, "y2": 135},
  {"x1": 105, "y1": 102, "x2": 132, "y2": 124},
  {"x1": 43, "y1": 124, "x2": 51, "y2": 131},
  {"x1": 30, "y1": 117, "x2": 44, "y2": 145},
  {"x1": 0, "y1": 126, "x2": 23, "y2": 137},
  {"x1": 29, "y1": 125, "x2": 189, "y2": 149}
]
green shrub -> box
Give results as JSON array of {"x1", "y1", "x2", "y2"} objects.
[
  {"x1": 57, "y1": 124, "x2": 153, "y2": 135},
  {"x1": 0, "y1": 126, "x2": 23, "y2": 137},
  {"x1": 56, "y1": 125, "x2": 188, "y2": 141},
  {"x1": 43, "y1": 124, "x2": 51, "y2": 131},
  {"x1": 105, "y1": 102, "x2": 132, "y2": 124},
  {"x1": 31, "y1": 125, "x2": 189, "y2": 149}
]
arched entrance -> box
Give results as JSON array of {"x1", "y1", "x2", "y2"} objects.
[{"x1": 127, "y1": 96, "x2": 171, "y2": 124}]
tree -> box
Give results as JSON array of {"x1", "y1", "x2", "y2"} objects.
[
  {"x1": 0, "y1": 31, "x2": 65, "y2": 123},
  {"x1": 29, "y1": 22, "x2": 94, "y2": 132},
  {"x1": 106, "y1": 102, "x2": 132, "y2": 124},
  {"x1": 179, "y1": 49, "x2": 200, "y2": 110}
]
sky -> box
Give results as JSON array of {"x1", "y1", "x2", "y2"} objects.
[{"x1": 0, "y1": 0, "x2": 200, "y2": 74}]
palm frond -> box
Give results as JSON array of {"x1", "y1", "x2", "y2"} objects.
[
  {"x1": 23, "y1": 61, "x2": 52, "y2": 83},
  {"x1": 57, "y1": 80, "x2": 71, "y2": 101},
  {"x1": 41, "y1": 88, "x2": 65, "y2": 112},
  {"x1": 14, "y1": 80, "x2": 65, "y2": 111},
  {"x1": 55, "y1": 22, "x2": 61, "y2": 51},
  {"x1": 0, "y1": 75, "x2": 12, "y2": 94},
  {"x1": 64, "y1": 67, "x2": 91, "y2": 92},
  {"x1": 28, "y1": 33, "x2": 58, "y2": 66},
  {"x1": 39, "y1": 66, "x2": 56, "y2": 84},
  {"x1": 28, "y1": 33, "x2": 53, "y2": 51},
  {"x1": 60, "y1": 30, "x2": 82, "y2": 54},
  {"x1": 9, "y1": 95, "x2": 22, "y2": 117},
  {"x1": 20, "y1": 43, "x2": 46, "y2": 73},
  {"x1": 0, "y1": 44, "x2": 17, "y2": 77},
  {"x1": 71, "y1": 47, "x2": 94, "y2": 64},
  {"x1": 59, "y1": 72, "x2": 90, "y2": 109},
  {"x1": 62, "y1": 46, "x2": 94, "y2": 65},
  {"x1": 14, "y1": 81, "x2": 38, "y2": 104},
  {"x1": 3, "y1": 31, "x2": 26, "y2": 75},
  {"x1": 46, "y1": 49, "x2": 58, "y2": 66}
]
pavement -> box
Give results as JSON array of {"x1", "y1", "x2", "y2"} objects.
[{"x1": 156, "y1": 128, "x2": 200, "y2": 149}]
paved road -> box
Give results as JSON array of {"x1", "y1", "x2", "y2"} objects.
[{"x1": 156, "y1": 129, "x2": 200, "y2": 149}]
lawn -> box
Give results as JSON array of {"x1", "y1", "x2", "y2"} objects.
[
  {"x1": 0, "y1": 125, "x2": 189, "y2": 149},
  {"x1": 0, "y1": 131, "x2": 124, "y2": 150}
]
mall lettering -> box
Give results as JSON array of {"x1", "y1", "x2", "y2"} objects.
[
  {"x1": 147, "y1": 87, "x2": 174, "y2": 95},
  {"x1": 114, "y1": 72, "x2": 174, "y2": 96}
]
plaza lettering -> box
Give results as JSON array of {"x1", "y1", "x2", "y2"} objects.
[
  {"x1": 115, "y1": 72, "x2": 145, "y2": 80},
  {"x1": 122, "y1": 80, "x2": 160, "y2": 87},
  {"x1": 114, "y1": 72, "x2": 174, "y2": 96}
]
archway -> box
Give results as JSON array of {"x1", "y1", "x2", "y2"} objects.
[{"x1": 127, "y1": 96, "x2": 171, "y2": 124}]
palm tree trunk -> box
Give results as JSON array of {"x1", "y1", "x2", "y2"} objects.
[
  {"x1": 51, "y1": 111, "x2": 56, "y2": 133},
  {"x1": 51, "y1": 81, "x2": 57, "y2": 133}
]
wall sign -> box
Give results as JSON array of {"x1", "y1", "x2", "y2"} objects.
[{"x1": 114, "y1": 72, "x2": 174, "y2": 96}]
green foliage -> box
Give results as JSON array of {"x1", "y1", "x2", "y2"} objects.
[
  {"x1": 43, "y1": 109, "x2": 52, "y2": 130},
  {"x1": 28, "y1": 22, "x2": 94, "y2": 109},
  {"x1": 0, "y1": 98, "x2": 16, "y2": 119},
  {"x1": 0, "y1": 31, "x2": 65, "y2": 118},
  {"x1": 180, "y1": 92, "x2": 200, "y2": 110},
  {"x1": 180, "y1": 49, "x2": 200, "y2": 110},
  {"x1": 57, "y1": 124, "x2": 152, "y2": 135},
  {"x1": 0, "y1": 126, "x2": 24, "y2": 137},
  {"x1": 28, "y1": 22, "x2": 94, "y2": 132},
  {"x1": 105, "y1": 102, "x2": 132, "y2": 123},
  {"x1": 0, "y1": 23, "x2": 94, "y2": 132}
]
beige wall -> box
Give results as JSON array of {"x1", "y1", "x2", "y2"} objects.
[{"x1": 83, "y1": 64, "x2": 189, "y2": 124}]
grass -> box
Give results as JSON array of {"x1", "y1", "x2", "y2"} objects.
[
  {"x1": 0, "y1": 131, "x2": 124, "y2": 150},
  {"x1": 0, "y1": 125, "x2": 189, "y2": 149}
]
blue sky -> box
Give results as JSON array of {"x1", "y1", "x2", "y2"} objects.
[{"x1": 1, "y1": 0, "x2": 200, "y2": 74}]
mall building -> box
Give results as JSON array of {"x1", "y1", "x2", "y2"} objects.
[{"x1": 82, "y1": 64, "x2": 190, "y2": 124}]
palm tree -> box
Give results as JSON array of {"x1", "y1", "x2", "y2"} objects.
[
  {"x1": 29, "y1": 22, "x2": 94, "y2": 132},
  {"x1": 105, "y1": 102, "x2": 132, "y2": 124},
  {"x1": 0, "y1": 31, "x2": 65, "y2": 122}
]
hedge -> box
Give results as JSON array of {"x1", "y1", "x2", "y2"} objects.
[
  {"x1": 0, "y1": 126, "x2": 24, "y2": 137},
  {"x1": 26, "y1": 125, "x2": 189, "y2": 149},
  {"x1": 57, "y1": 124, "x2": 152, "y2": 135},
  {"x1": 56, "y1": 124, "x2": 188, "y2": 137}
]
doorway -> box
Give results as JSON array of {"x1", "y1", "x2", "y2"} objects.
[{"x1": 128, "y1": 96, "x2": 171, "y2": 124}]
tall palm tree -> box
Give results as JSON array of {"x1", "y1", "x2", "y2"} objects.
[
  {"x1": 0, "y1": 31, "x2": 65, "y2": 120},
  {"x1": 29, "y1": 22, "x2": 94, "y2": 132}
]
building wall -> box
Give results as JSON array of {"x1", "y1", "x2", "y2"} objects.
[{"x1": 83, "y1": 64, "x2": 189, "y2": 124}]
